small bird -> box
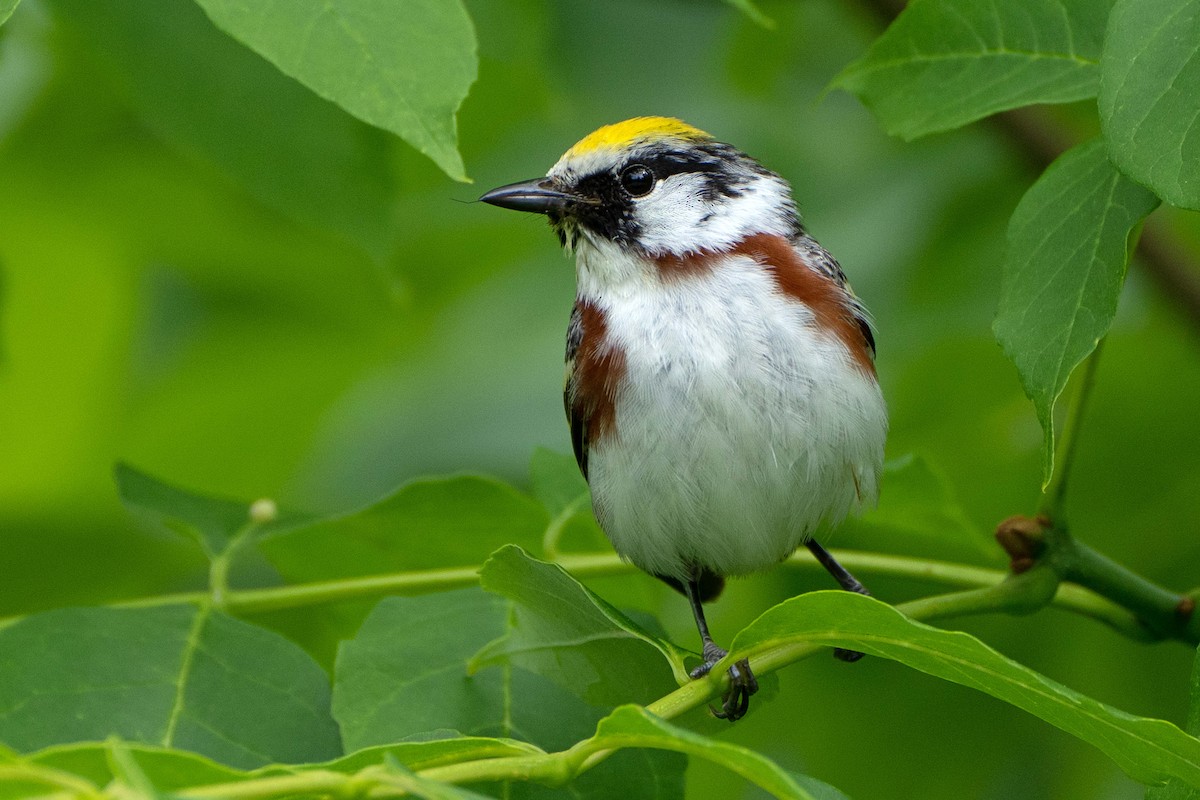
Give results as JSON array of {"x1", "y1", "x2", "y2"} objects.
[{"x1": 481, "y1": 117, "x2": 887, "y2": 721}]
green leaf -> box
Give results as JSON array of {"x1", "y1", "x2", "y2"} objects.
[
  {"x1": 333, "y1": 587, "x2": 686, "y2": 798},
  {"x1": 115, "y1": 463, "x2": 304, "y2": 559},
  {"x1": 21, "y1": 743, "x2": 243, "y2": 793},
  {"x1": 192, "y1": 0, "x2": 477, "y2": 182},
  {"x1": 833, "y1": 0, "x2": 1110, "y2": 139},
  {"x1": 332, "y1": 588, "x2": 596, "y2": 752},
  {"x1": 261, "y1": 476, "x2": 549, "y2": 581},
  {"x1": 46, "y1": 0, "x2": 397, "y2": 261},
  {"x1": 105, "y1": 739, "x2": 163, "y2": 800},
  {"x1": 256, "y1": 475, "x2": 551, "y2": 673},
  {"x1": 1100, "y1": 0, "x2": 1200, "y2": 209},
  {"x1": 354, "y1": 758, "x2": 496, "y2": 800},
  {"x1": 14, "y1": 736, "x2": 541, "y2": 797},
  {"x1": 791, "y1": 773, "x2": 852, "y2": 800},
  {"x1": 0, "y1": 605, "x2": 341, "y2": 769},
  {"x1": 0, "y1": 753, "x2": 102, "y2": 800},
  {"x1": 587, "y1": 706, "x2": 817, "y2": 800},
  {"x1": 730, "y1": 591, "x2": 1200, "y2": 789},
  {"x1": 721, "y1": 0, "x2": 774, "y2": 29},
  {"x1": 324, "y1": 737, "x2": 544, "y2": 774},
  {"x1": 837, "y1": 454, "x2": 990, "y2": 560},
  {"x1": 1146, "y1": 645, "x2": 1200, "y2": 799},
  {"x1": 992, "y1": 138, "x2": 1159, "y2": 484},
  {"x1": 522, "y1": 749, "x2": 686, "y2": 800},
  {"x1": 0, "y1": 0, "x2": 20, "y2": 27},
  {"x1": 472, "y1": 545, "x2": 689, "y2": 698}
]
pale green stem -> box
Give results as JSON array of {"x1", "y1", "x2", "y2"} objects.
[
  {"x1": 0, "y1": 549, "x2": 1159, "y2": 643},
  {"x1": 178, "y1": 771, "x2": 351, "y2": 799},
  {"x1": 0, "y1": 764, "x2": 100, "y2": 795},
  {"x1": 1040, "y1": 341, "x2": 1104, "y2": 519},
  {"x1": 541, "y1": 495, "x2": 591, "y2": 559}
]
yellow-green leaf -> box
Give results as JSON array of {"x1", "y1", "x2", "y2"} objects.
[{"x1": 193, "y1": 0, "x2": 477, "y2": 181}]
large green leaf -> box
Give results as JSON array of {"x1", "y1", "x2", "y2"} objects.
[
  {"x1": 584, "y1": 706, "x2": 819, "y2": 800},
  {"x1": 730, "y1": 591, "x2": 1200, "y2": 789},
  {"x1": 1100, "y1": 0, "x2": 1200, "y2": 209},
  {"x1": 833, "y1": 0, "x2": 1110, "y2": 139},
  {"x1": 992, "y1": 138, "x2": 1159, "y2": 483},
  {"x1": 332, "y1": 588, "x2": 600, "y2": 752},
  {"x1": 0, "y1": 606, "x2": 341, "y2": 769},
  {"x1": 471, "y1": 545, "x2": 689, "y2": 697},
  {"x1": 192, "y1": 0, "x2": 476, "y2": 182},
  {"x1": 1146, "y1": 645, "x2": 1200, "y2": 799},
  {"x1": 261, "y1": 476, "x2": 548, "y2": 581},
  {"x1": 115, "y1": 463, "x2": 307, "y2": 559},
  {"x1": 333, "y1": 588, "x2": 687, "y2": 799},
  {"x1": 46, "y1": 0, "x2": 397, "y2": 261}
]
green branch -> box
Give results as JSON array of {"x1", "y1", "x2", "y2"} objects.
[
  {"x1": 973, "y1": 340, "x2": 1200, "y2": 644},
  {"x1": 0, "y1": 547, "x2": 1164, "y2": 645},
  {"x1": 1050, "y1": 533, "x2": 1198, "y2": 642}
]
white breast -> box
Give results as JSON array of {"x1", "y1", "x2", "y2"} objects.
[{"x1": 584, "y1": 255, "x2": 888, "y2": 581}]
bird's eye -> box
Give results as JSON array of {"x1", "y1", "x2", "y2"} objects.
[{"x1": 619, "y1": 164, "x2": 656, "y2": 197}]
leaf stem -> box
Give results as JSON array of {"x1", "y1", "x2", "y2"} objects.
[
  {"x1": 1040, "y1": 341, "x2": 1104, "y2": 517},
  {"x1": 0, "y1": 764, "x2": 99, "y2": 795},
  {"x1": 0, "y1": 549, "x2": 1166, "y2": 644},
  {"x1": 178, "y1": 770, "x2": 352, "y2": 799}
]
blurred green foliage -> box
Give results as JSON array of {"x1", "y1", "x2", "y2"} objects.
[{"x1": 2, "y1": 0, "x2": 1200, "y2": 798}]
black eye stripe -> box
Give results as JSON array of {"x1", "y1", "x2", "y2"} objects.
[
  {"x1": 638, "y1": 152, "x2": 722, "y2": 179},
  {"x1": 560, "y1": 140, "x2": 768, "y2": 245}
]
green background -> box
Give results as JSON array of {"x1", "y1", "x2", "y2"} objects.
[{"x1": 1, "y1": 0, "x2": 1198, "y2": 797}]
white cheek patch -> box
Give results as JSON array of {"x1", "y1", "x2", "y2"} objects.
[{"x1": 634, "y1": 174, "x2": 796, "y2": 256}]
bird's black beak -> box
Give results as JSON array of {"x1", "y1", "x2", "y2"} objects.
[{"x1": 480, "y1": 178, "x2": 578, "y2": 214}]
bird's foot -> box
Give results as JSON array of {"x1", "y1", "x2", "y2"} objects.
[
  {"x1": 689, "y1": 643, "x2": 759, "y2": 721},
  {"x1": 805, "y1": 539, "x2": 870, "y2": 663}
]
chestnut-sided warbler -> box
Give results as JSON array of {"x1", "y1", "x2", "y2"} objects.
[{"x1": 482, "y1": 117, "x2": 887, "y2": 720}]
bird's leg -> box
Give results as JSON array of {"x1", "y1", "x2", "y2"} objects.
[
  {"x1": 683, "y1": 574, "x2": 758, "y2": 721},
  {"x1": 806, "y1": 539, "x2": 869, "y2": 662}
]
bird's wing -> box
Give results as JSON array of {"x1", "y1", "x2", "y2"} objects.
[
  {"x1": 793, "y1": 233, "x2": 877, "y2": 361},
  {"x1": 564, "y1": 302, "x2": 589, "y2": 480}
]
